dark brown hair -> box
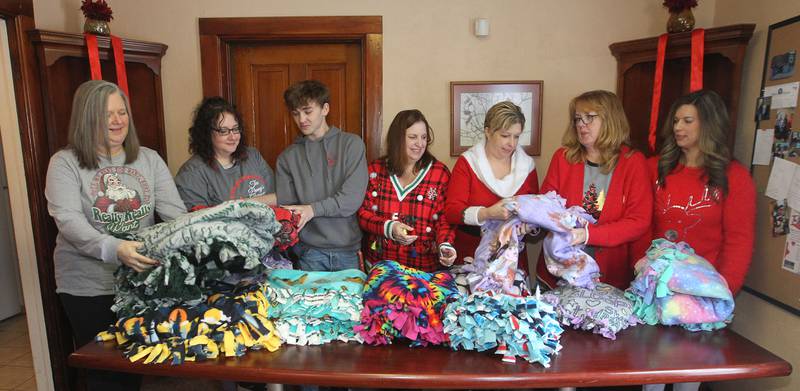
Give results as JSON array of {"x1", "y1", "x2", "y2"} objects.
[
  {"x1": 657, "y1": 89, "x2": 731, "y2": 196},
  {"x1": 188, "y1": 97, "x2": 249, "y2": 167},
  {"x1": 283, "y1": 80, "x2": 330, "y2": 111},
  {"x1": 384, "y1": 109, "x2": 436, "y2": 175}
]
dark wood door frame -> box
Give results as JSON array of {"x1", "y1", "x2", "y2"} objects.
[{"x1": 199, "y1": 16, "x2": 383, "y2": 161}]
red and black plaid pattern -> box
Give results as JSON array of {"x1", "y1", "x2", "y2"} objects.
[{"x1": 358, "y1": 159, "x2": 455, "y2": 272}]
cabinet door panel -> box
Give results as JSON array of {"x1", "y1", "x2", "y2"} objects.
[{"x1": 610, "y1": 25, "x2": 753, "y2": 155}]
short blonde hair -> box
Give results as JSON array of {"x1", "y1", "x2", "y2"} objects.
[
  {"x1": 68, "y1": 80, "x2": 139, "y2": 169},
  {"x1": 562, "y1": 90, "x2": 630, "y2": 173},
  {"x1": 484, "y1": 101, "x2": 525, "y2": 133}
]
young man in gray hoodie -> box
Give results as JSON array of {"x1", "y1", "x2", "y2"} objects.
[{"x1": 276, "y1": 80, "x2": 368, "y2": 271}]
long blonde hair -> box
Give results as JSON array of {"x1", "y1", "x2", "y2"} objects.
[
  {"x1": 67, "y1": 80, "x2": 139, "y2": 169},
  {"x1": 562, "y1": 90, "x2": 630, "y2": 174}
]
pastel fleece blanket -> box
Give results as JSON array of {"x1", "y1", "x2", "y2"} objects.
[{"x1": 625, "y1": 239, "x2": 734, "y2": 331}]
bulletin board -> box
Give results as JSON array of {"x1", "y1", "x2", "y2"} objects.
[{"x1": 747, "y1": 14, "x2": 800, "y2": 314}]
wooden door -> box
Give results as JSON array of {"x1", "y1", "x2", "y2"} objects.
[
  {"x1": 232, "y1": 42, "x2": 362, "y2": 167},
  {"x1": 199, "y1": 16, "x2": 383, "y2": 163}
]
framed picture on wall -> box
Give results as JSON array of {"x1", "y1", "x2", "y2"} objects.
[{"x1": 450, "y1": 80, "x2": 543, "y2": 156}]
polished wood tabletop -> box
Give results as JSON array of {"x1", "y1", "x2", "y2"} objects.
[{"x1": 69, "y1": 325, "x2": 791, "y2": 389}]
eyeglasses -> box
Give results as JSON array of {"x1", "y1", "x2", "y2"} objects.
[
  {"x1": 212, "y1": 126, "x2": 241, "y2": 136},
  {"x1": 573, "y1": 114, "x2": 599, "y2": 126}
]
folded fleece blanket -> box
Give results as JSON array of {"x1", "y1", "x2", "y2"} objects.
[
  {"x1": 355, "y1": 260, "x2": 458, "y2": 346},
  {"x1": 96, "y1": 279, "x2": 281, "y2": 364},
  {"x1": 266, "y1": 268, "x2": 366, "y2": 345},
  {"x1": 112, "y1": 200, "x2": 298, "y2": 317},
  {"x1": 625, "y1": 239, "x2": 734, "y2": 331},
  {"x1": 443, "y1": 289, "x2": 563, "y2": 366}
]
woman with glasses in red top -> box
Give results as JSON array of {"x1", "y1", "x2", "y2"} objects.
[
  {"x1": 175, "y1": 97, "x2": 277, "y2": 211},
  {"x1": 536, "y1": 90, "x2": 651, "y2": 290}
]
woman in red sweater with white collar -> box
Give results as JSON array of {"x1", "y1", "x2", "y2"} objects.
[
  {"x1": 537, "y1": 90, "x2": 652, "y2": 290},
  {"x1": 444, "y1": 101, "x2": 539, "y2": 272},
  {"x1": 633, "y1": 89, "x2": 755, "y2": 297}
]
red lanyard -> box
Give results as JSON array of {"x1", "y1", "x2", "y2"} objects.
[
  {"x1": 648, "y1": 28, "x2": 705, "y2": 152},
  {"x1": 84, "y1": 33, "x2": 130, "y2": 99}
]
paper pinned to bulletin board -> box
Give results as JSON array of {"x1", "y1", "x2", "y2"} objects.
[
  {"x1": 782, "y1": 209, "x2": 800, "y2": 275},
  {"x1": 764, "y1": 81, "x2": 799, "y2": 109},
  {"x1": 747, "y1": 14, "x2": 800, "y2": 314}
]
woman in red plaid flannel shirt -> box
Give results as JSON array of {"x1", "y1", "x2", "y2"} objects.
[{"x1": 358, "y1": 109, "x2": 456, "y2": 272}]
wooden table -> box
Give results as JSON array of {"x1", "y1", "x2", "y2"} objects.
[{"x1": 69, "y1": 325, "x2": 791, "y2": 390}]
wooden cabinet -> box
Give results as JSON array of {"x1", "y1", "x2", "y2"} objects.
[
  {"x1": 609, "y1": 24, "x2": 754, "y2": 154},
  {"x1": 29, "y1": 30, "x2": 168, "y2": 158}
]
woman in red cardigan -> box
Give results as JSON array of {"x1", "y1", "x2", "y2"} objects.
[
  {"x1": 537, "y1": 90, "x2": 652, "y2": 290},
  {"x1": 633, "y1": 89, "x2": 755, "y2": 297},
  {"x1": 444, "y1": 101, "x2": 539, "y2": 272},
  {"x1": 358, "y1": 109, "x2": 456, "y2": 272}
]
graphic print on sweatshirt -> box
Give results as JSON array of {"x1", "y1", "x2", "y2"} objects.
[
  {"x1": 656, "y1": 186, "x2": 720, "y2": 241},
  {"x1": 581, "y1": 163, "x2": 611, "y2": 220},
  {"x1": 89, "y1": 166, "x2": 151, "y2": 234},
  {"x1": 229, "y1": 174, "x2": 268, "y2": 200},
  {"x1": 581, "y1": 183, "x2": 605, "y2": 220}
]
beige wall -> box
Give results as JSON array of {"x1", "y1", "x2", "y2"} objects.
[
  {"x1": 711, "y1": 1, "x2": 800, "y2": 391},
  {"x1": 31, "y1": 1, "x2": 799, "y2": 390},
  {"x1": 34, "y1": 0, "x2": 715, "y2": 175}
]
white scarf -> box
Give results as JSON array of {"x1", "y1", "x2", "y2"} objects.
[{"x1": 462, "y1": 139, "x2": 535, "y2": 198}]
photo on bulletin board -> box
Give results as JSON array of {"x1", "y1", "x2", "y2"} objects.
[
  {"x1": 770, "y1": 49, "x2": 796, "y2": 80},
  {"x1": 791, "y1": 130, "x2": 800, "y2": 152},
  {"x1": 747, "y1": 14, "x2": 800, "y2": 315},
  {"x1": 774, "y1": 110, "x2": 793, "y2": 139},
  {"x1": 755, "y1": 95, "x2": 771, "y2": 121},
  {"x1": 771, "y1": 199, "x2": 790, "y2": 236}
]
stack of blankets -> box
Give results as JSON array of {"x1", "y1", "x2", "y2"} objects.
[
  {"x1": 442, "y1": 193, "x2": 599, "y2": 365},
  {"x1": 98, "y1": 200, "x2": 299, "y2": 363},
  {"x1": 97, "y1": 280, "x2": 281, "y2": 364}
]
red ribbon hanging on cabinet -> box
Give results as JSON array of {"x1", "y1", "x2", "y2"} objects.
[
  {"x1": 84, "y1": 33, "x2": 129, "y2": 98},
  {"x1": 647, "y1": 28, "x2": 705, "y2": 152}
]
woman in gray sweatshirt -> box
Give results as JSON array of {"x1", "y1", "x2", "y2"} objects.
[
  {"x1": 174, "y1": 96, "x2": 276, "y2": 211},
  {"x1": 44, "y1": 80, "x2": 185, "y2": 390}
]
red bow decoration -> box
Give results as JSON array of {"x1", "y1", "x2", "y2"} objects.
[
  {"x1": 648, "y1": 28, "x2": 705, "y2": 152},
  {"x1": 84, "y1": 33, "x2": 129, "y2": 99}
]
